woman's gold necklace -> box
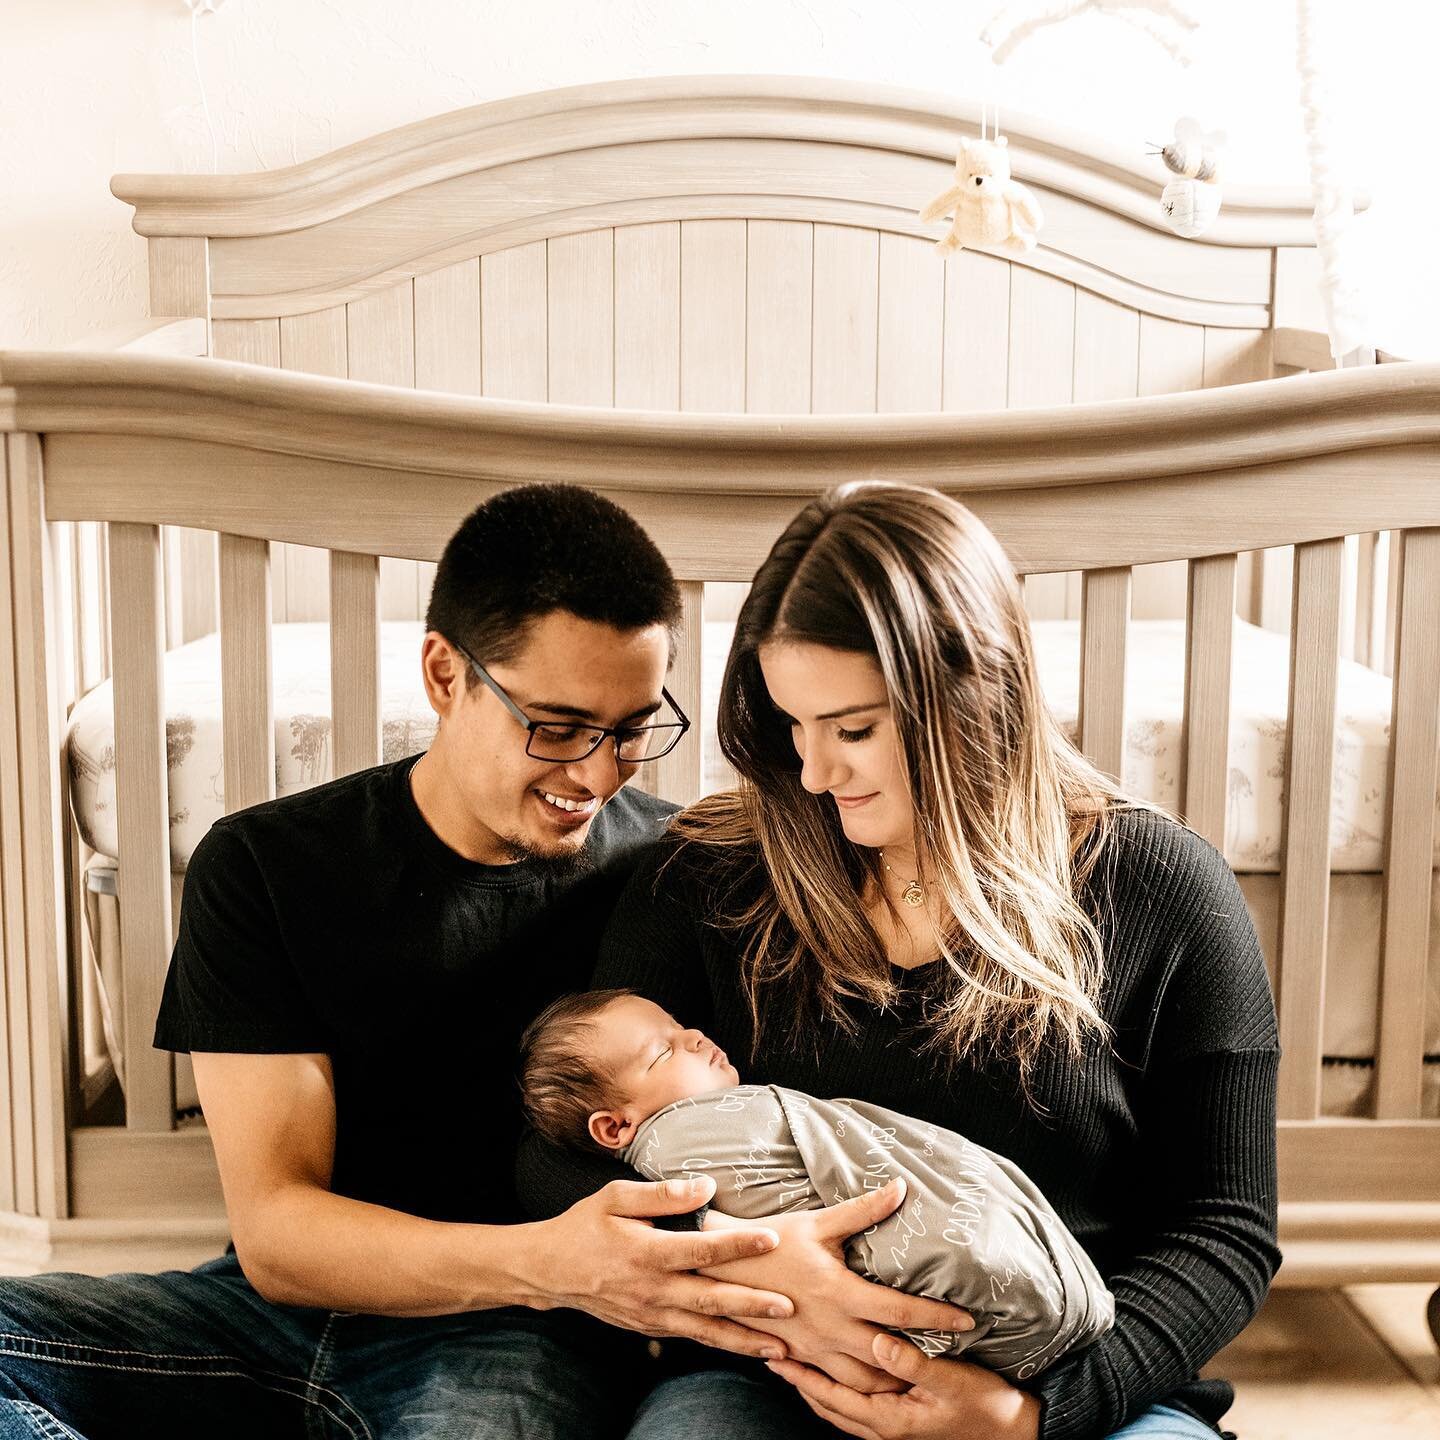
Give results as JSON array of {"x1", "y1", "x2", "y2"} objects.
[{"x1": 879, "y1": 851, "x2": 926, "y2": 909}]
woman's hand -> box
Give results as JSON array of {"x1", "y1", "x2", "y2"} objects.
[
  {"x1": 700, "y1": 1178, "x2": 973, "y2": 1393},
  {"x1": 767, "y1": 1332, "x2": 1041, "y2": 1440}
]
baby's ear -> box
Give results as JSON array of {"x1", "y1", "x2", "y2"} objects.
[{"x1": 588, "y1": 1109, "x2": 635, "y2": 1151}]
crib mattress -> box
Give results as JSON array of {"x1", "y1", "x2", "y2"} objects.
[{"x1": 69, "y1": 616, "x2": 1421, "y2": 875}]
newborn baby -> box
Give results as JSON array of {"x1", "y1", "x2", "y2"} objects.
[{"x1": 519, "y1": 988, "x2": 1114, "y2": 1380}]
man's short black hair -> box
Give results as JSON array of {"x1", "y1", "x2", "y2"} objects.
[{"x1": 425, "y1": 483, "x2": 682, "y2": 672}]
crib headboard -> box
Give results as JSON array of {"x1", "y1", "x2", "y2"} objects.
[{"x1": 113, "y1": 76, "x2": 1319, "y2": 633}]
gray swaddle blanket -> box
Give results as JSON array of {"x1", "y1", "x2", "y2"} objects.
[{"x1": 623, "y1": 1084, "x2": 1114, "y2": 1379}]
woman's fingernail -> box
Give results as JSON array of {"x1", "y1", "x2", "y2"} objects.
[
  {"x1": 762, "y1": 1347, "x2": 784, "y2": 1360},
  {"x1": 876, "y1": 1336, "x2": 902, "y2": 1365},
  {"x1": 766, "y1": 1305, "x2": 788, "y2": 1318}
]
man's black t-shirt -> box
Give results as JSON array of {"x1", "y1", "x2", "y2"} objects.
[{"x1": 155, "y1": 754, "x2": 675, "y2": 1224}]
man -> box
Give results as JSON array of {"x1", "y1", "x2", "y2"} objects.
[{"x1": 0, "y1": 485, "x2": 962, "y2": 1439}]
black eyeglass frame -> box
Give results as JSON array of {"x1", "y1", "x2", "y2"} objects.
[{"x1": 449, "y1": 640, "x2": 691, "y2": 764}]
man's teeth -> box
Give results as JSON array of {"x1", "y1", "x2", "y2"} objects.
[{"x1": 541, "y1": 792, "x2": 597, "y2": 814}]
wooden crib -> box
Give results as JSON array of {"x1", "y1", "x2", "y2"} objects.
[{"x1": 0, "y1": 77, "x2": 1436, "y2": 1297}]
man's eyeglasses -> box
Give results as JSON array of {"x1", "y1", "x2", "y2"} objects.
[{"x1": 451, "y1": 641, "x2": 690, "y2": 765}]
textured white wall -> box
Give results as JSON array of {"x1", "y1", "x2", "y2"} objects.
[{"x1": 0, "y1": 0, "x2": 1431, "y2": 355}]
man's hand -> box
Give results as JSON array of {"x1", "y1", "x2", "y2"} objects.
[
  {"x1": 516, "y1": 1175, "x2": 798, "y2": 1359},
  {"x1": 700, "y1": 1178, "x2": 974, "y2": 1392},
  {"x1": 767, "y1": 1332, "x2": 1040, "y2": 1440}
]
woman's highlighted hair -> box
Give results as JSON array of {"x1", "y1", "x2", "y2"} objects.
[{"x1": 677, "y1": 482, "x2": 1134, "y2": 1087}]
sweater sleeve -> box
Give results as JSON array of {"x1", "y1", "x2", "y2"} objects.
[
  {"x1": 1032, "y1": 1047, "x2": 1280, "y2": 1439},
  {"x1": 513, "y1": 840, "x2": 715, "y2": 1225},
  {"x1": 1034, "y1": 822, "x2": 1282, "y2": 1439}
]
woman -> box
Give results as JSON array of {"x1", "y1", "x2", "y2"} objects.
[{"x1": 585, "y1": 481, "x2": 1280, "y2": 1439}]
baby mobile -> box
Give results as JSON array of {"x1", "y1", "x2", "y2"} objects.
[
  {"x1": 921, "y1": 0, "x2": 1217, "y2": 252},
  {"x1": 920, "y1": 1, "x2": 1367, "y2": 359}
]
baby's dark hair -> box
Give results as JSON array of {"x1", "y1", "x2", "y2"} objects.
[{"x1": 518, "y1": 988, "x2": 636, "y2": 1153}]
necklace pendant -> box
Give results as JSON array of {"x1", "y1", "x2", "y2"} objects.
[{"x1": 901, "y1": 881, "x2": 925, "y2": 908}]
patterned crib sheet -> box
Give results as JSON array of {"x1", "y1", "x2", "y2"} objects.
[{"x1": 69, "y1": 616, "x2": 1414, "y2": 874}]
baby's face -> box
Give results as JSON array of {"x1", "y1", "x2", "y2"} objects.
[{"x1": 586, "y1": 995, "x2": 741, "y2": 1149}]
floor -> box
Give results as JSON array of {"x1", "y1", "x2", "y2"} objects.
[
  {"x1": 1, "y1": 1238, "x2": 1437, "y2": 1437},
  {"x1": 1206, "y1": 1284, "x2": 1440, "y2": 1439}
]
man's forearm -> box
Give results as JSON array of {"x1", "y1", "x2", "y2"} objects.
[{"x1": 237, "y1": 1183, "x2": 550, "y2": 1317}]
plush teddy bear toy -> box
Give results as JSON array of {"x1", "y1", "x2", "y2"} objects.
[{"x1": 920, "y1": 136, "x2": 1044, "y2": 255}]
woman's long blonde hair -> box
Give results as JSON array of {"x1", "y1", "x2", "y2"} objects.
[{"x1": 674, "y1": 481, "x2": 1136, "y2": 1087}]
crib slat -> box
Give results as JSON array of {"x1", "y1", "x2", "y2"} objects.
[
  {"x1": 1077, "y1": 567, "x2": 1130, "y2": 782},
  {"x1": 942, "y1": 252, "x2": 1009, "y2": 413},
  {"x1": 654, "y1": 580, "x2": 704, "y2": 807},
  {"x1": 1181, "y1": 553, "x2": 1236, "y2": 850},
  {"x1": 1276, "y1": 538, "x2": 1343, "y2": 1120},
  {"x1": 347, "y1": 281, "x2": 415, "y2": 387},
  {"x1": 615, "y1": 223, "x2": 680, "y2": 410},
  {"x1": 1010, "y1": 270, "x2": 1076, "y2": 620},
  {"x1": 811, "y1": 225, "x2": 878, "y2": 415},
  {"x1": 330, "y1": 551, "x2": 382, "y2": 779},
  {"x1": 680, "y1": 220, "x2": 746, "y2": 413},
  {"x1": 0, "y1": 440, "x2": 33, "y2": 1205},
  {"x1": 1376, "y1": 528, "x2": 1440, "y2": 1117},
  {"x1": 107, "y1": 522, "x2": 176, "y2": 1132},
  {"x1": 876, "y1": 233, "x2": 943, "y2": 413},
  {"x1": 415, "y1": 259, "x2": 482, "y2": 396},
  {"x1": 219, "y1": 535, "x2": 275, "y2": 814},
  {"x1": 548, "y1": 230, "x2": 614, "y2": 406},
  {"x1": 481, "y1": 242, "x2": 548, "y2": 403},
  {"x1": 6, "y1": 435, "x2": 68, "y2": 1212},
  {"x1": 747, "y1": 220, "x2": 813, "y2": 413}
]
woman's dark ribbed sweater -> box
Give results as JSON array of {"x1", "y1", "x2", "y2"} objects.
[{"x1": 521, "y1": 804, "x2": 1281, "y2": 1440}]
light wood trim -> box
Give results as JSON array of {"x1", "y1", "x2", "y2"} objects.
[
  {"x1": 811, "y1": 225, "x2": 879, "y2": 415},
  {"x1": 414, "y1": 259, "x2": 481, "y2": 396},
  {"x1": 942, "y1": 252, "x2": 1009, "y2": 413},
  {"x1": 106, "y1": 522, "x2": 175, "y2": 1133},
  {"x1": 1077, "y1": 567, "x2": 1129, "y2": 780},
  {"x1": 1275, "y1": 539, "x2": 1343, "y2": 1120},
  {"x1": 1272, "y1": 327, "x2": 1336, "y2": 372},
  {"x1": 146, "y1": 238, "x2": 209, "y2": 322},
  {"x1": 876, "y1": 233, "x2": 943, "y2": 413},
  {"x1": 1201, "y1": 328, "x2": 1271, "y2": 389},
  {"x1": 329, "y1": 551, "x2": 381, "y2": 777},
  {"x1": 69, "y1": 1125, "x2": 223, "y2": 1219},
  {"x1": 1278, "y1": 1119, "x2": 1440, "y2": 1204},
  {"x1": 480, "y1": 243, "x2": 547, "y2": 402},
  {"x1": 0, "y1": 438, "x2": 34, "y2": 1212},
  {"x1": 654, "y1": 581, "x2": 704, "y2": 806},
  {"x1": 747, "y1": 220, "x2": 813, "y2": 413},
  {"x1": 346, "y1": 283, "x2": 414, "y2": 388},
  {"x1": 614, "y1": 224, "x2": 680, "y2": 411},
  {"x1": 5, "y1": 437, "x2": 69, "y2": 1217},
  {"x1": 35, "y1": 432, "x2": 1440, "y2": 586},
  {"x1": 9, "y1": 353, "x2": 1439, "y2": 498},
  {"x1": 1180, "y1": 554, "x2": 1236, "y2": 849},
  {"x1": 280, "y1": 307, "x2": 348, "y2": 378},
  {"x1": 1274, "y1": 1200, "x2": 1440, "y2": 1286},
  {"x1": 1375, "y1": 529, "x2": 1440, "y2": 1117},
  {"x1": 679, "y1": 221, "x2": 745, "y2": 413},
  {"x1": 111, "y1": 76, "x2": 1323, "y2": 247},
  {"x1": 211, "y1": 318, "x2": 280, "y2": 367},
  {"x1": 218, "y1": 535, "x2": 274, "y2": 813},
  {"x1": 547, "y1": 231, "x2": 614, "y2": 406},
  {"x1": 61, "y1": 319, "x2": 208, "y2": 358},
  {"x1": 209, "y1": 203, "x2": 1272, "y2": 332}
]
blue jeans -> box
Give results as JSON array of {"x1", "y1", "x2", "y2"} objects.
[
  {"x1": 0, "y1": 1253, "x2": 635, "y2": 1439},
  {"x1": 0, "y1": 1257, "x2": 1223, "y2": 1440},
  {"x1": 629, "y1": 1371, "x2": 1223, "y2": 1439}
]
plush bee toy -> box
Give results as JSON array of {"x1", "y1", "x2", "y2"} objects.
[{"x1": 1153, "y1": 116, "x2": 1225, "y2": 238}]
